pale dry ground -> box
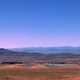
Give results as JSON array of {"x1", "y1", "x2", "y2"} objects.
[{"x1": 0, "y1": 64, "x2": 79, "y2": 80}]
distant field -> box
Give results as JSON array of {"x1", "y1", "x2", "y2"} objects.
[{"x1": 0, "y1": 64, "x2": 80, "y2": 80}]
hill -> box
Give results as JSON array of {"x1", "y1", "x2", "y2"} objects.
[{"x1": 0, "y1": 48, "x2": 79, "y2": 64}]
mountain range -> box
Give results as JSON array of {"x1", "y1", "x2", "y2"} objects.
[
  {"x1": 11, "y1": 47, "x2": 80, "y2": 54},
  {"x1": 0, "y1": 48, "x2": 80, "y2": 64}
]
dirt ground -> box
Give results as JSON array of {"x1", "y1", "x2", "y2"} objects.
[{"x1": 0, "y1": 64, "x2": 80, "y2": 80}]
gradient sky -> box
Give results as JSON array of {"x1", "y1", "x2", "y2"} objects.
[{"x1": 0, "y1": 0, "x2": 80, "y2": 48}]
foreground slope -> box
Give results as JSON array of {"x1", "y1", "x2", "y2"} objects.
[{"x1": 0, "y1": 64, "x2": 80, "y2": 80}]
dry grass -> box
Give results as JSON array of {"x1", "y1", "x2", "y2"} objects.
[{"x1": 0, "y1": 64, "x2": 79, "y2": 80}]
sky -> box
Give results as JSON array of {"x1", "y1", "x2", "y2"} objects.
[{"x1": 0, "y1": 0, "x2": 80, "y2": 48}]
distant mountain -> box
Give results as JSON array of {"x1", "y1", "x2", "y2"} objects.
[
  {"x1": 0, "y1": 48, "x2": 80, "y2": 64},
  {"x1": 0, "y1": 48, "x2": 43, "y2": 56},
  {"x1": 0, "y1": 48, "x2": 15, "y2": 55},
  {"x1": 11, "y1": 47, "x2": 80, "y2": 54}
]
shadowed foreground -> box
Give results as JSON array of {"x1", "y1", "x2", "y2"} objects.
[{"x1": 0, "y1": 64, "x2": 80, "y2": 80}]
